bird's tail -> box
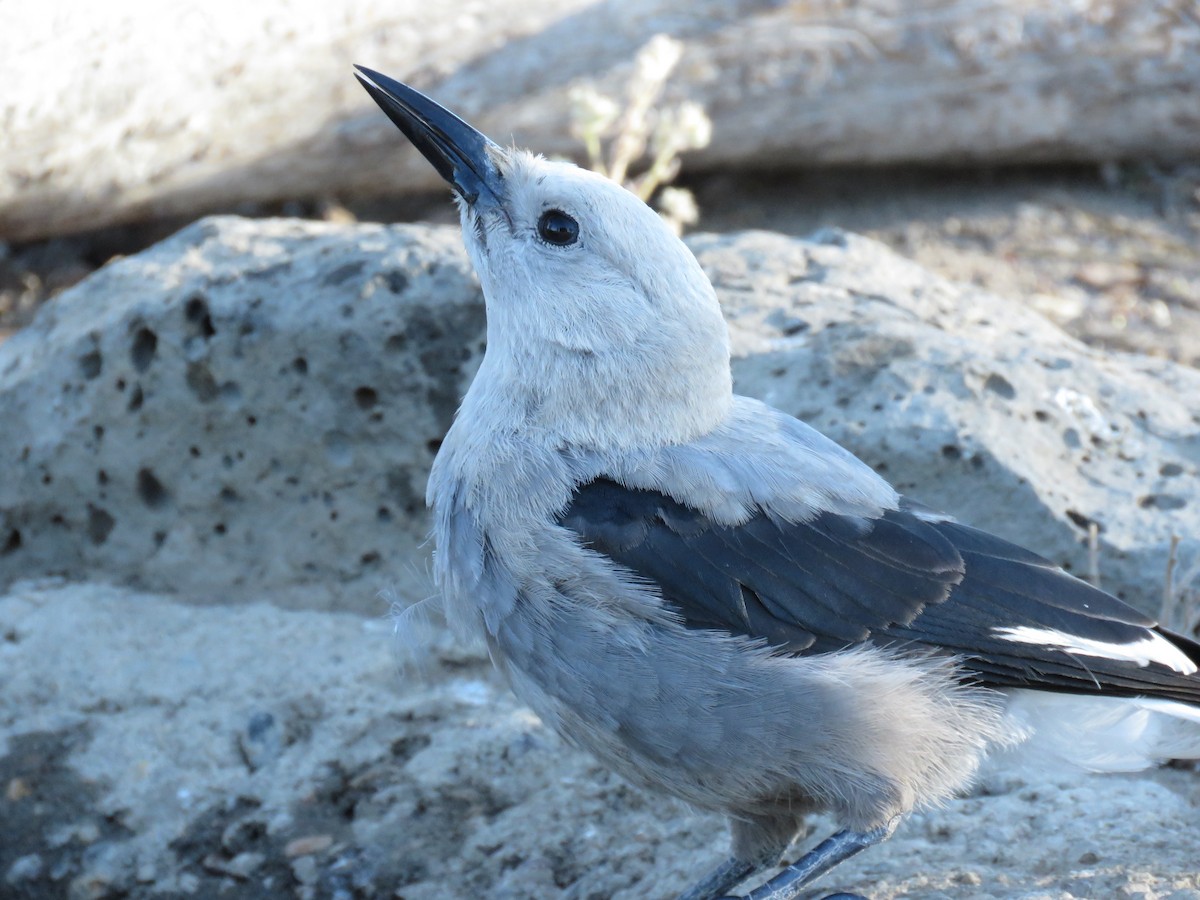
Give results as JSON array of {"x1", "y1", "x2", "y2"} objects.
[{"x1": 996, "y1": 690, "x2": 1200, "y2": 773}]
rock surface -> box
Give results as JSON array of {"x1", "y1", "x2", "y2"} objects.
[
  {"x1": 0, "y1": 218, "x2": 486, "y2": 609},
  {"x1": 5, "y1": 0, "x2": 1200, "y2": 240},
  {"x1": 2, "y1": 580, "x2": 1199, "y2": 900},
  {"x1": 2, "y1": 217, "x2": 1197, "y2": 617},
  {"x1": 702, "y1": 228, "x2": 1200, "y2": 619}
]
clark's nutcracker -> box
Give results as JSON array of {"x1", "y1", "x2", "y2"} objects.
[{"x1": 354, "y1": 67, "x2": 1200, "y2": 900}]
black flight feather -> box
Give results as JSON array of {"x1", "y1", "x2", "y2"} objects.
[{"x1": 559, "y1": 478, "x2": 1200, "y2": 704}]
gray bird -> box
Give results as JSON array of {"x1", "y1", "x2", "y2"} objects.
[{"x1": 353, "y1": 66, "x2": 1200, "y2": 900}]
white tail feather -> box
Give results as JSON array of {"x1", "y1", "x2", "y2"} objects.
[{"x1": 995, "y1": 690, "x2": 1200, "y2": 773}]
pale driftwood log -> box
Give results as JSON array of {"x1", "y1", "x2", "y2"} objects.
[{"x1": 3, "y1": 0, "x2": 1199, "y2": 241}]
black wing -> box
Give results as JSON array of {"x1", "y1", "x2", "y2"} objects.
[{"x1": 560, "y1": 478, "x2": 1200, "y2": 704}]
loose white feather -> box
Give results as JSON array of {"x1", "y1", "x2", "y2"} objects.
[{"x1": 996, "y1": 689, "x2": 1200, "y2": 773}]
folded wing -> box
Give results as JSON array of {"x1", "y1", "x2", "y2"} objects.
[{"x1": 560, "y1": 478, "x2": 1200, "y2": 704}]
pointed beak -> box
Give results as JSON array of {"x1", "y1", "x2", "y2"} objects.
[{"x1": 354, "y1": 65, "x2": 503, "y2": 207}]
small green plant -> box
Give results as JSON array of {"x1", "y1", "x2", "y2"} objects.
[{"x1": 568, "y1": 35, "x2": 712, "y2": 235}]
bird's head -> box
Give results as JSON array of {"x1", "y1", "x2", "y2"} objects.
[{"x1": 355, "y1": 67, "x2": 732, "y2": 449}]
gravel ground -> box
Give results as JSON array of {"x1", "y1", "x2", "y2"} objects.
[{"x1": 3, "y1": 582, "x2": 1199, "y2": 900}]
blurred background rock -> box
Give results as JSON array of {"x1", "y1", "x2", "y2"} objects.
[{"x1": 3, "y1": 0, "x2": 1199, "y2": 359}]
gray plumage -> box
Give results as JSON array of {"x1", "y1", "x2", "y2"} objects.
[
  {"x1": 431, "y1": 389, "x2": 1008, "y2": 835},
  {"x1": 354, "y1": 68, "x2": 1200, "y2": 899}
]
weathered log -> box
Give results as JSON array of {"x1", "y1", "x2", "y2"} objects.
[{"x1": 3, "y1": 0, "x2": 1198, "y2": 241}]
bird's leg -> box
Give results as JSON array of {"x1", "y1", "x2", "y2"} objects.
[
  {"x1": 737, "y1": 818, "x2": 900, "y2": 900},
  {"x1": 676, "y1": 857, "x2": 763, "y2": 900},
  {"x1": 678, "y1": 810, "x2": 806, "y2": 900}
]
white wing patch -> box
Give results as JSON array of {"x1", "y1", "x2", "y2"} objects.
[{"x1": 993, "y1": 625, "x2": 1198, "y2": 675}]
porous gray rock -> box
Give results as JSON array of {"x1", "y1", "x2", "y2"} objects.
[
  {"x1": 1, "y1": 217, "x2": 1197, "y2": 619},
  {"x1": 705, "y1": 228, "x2": 1200, "y2": 617},
  {"x1": 0, "y1": 217, "x2": 486, "y2": 610}
]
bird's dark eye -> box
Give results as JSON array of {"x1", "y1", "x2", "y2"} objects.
[{"x1": 537, "y1": 209, "x2": 579, "y2": 246}]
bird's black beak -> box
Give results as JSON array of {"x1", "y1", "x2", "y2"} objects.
[{"x1": 354, "y1": 66, "x2": 503, "y2": 207}]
